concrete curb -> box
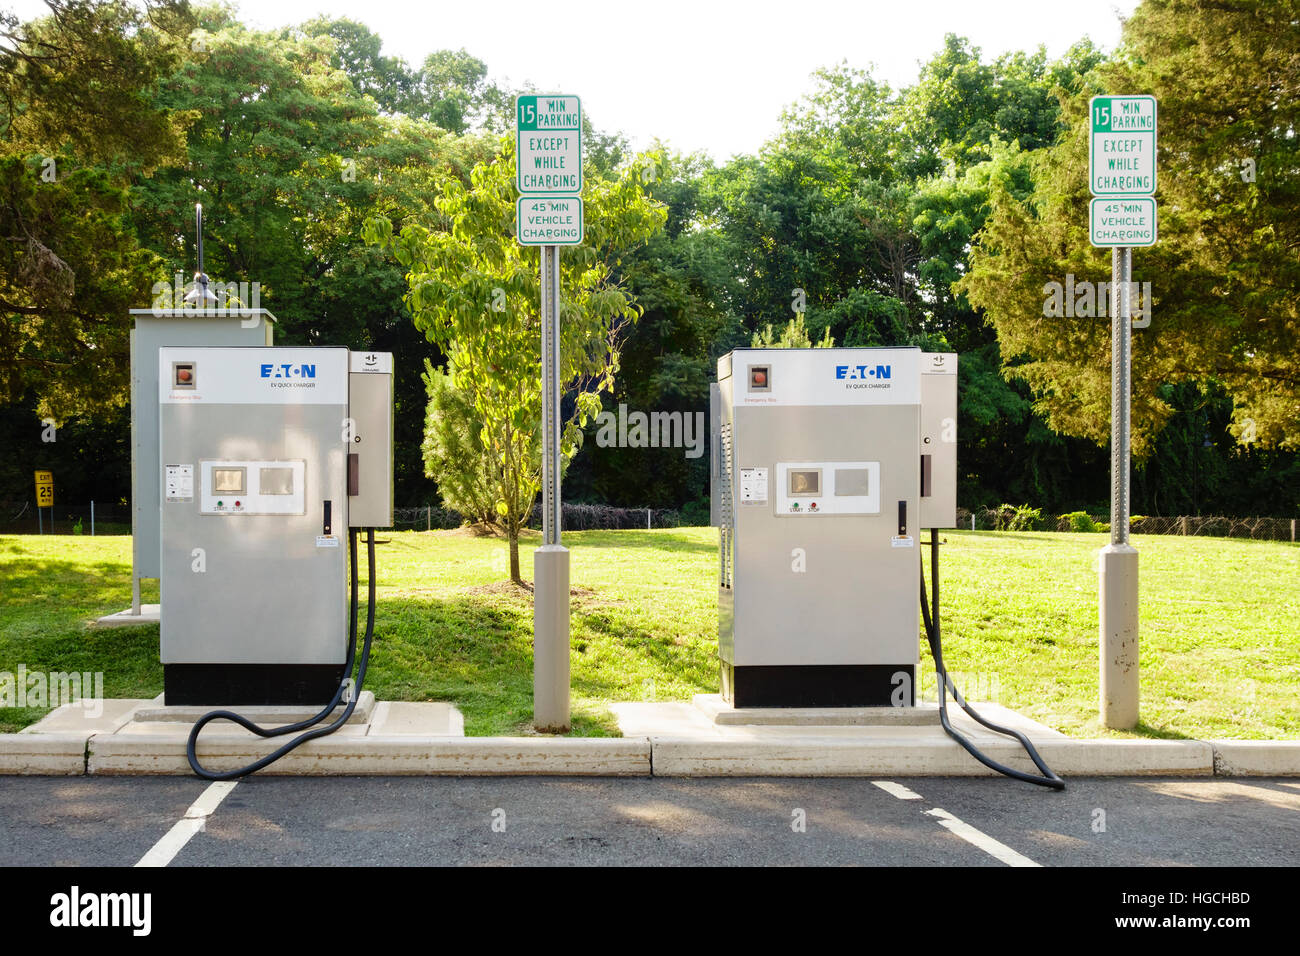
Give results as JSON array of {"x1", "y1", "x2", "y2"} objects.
[
  {"x1": 425, "y1": 738, "x2": 650, "y2": 776},
  {"x1": 1210, "y1": 740, "x2": 1300, "y2": 777},
  {"x1": 0, "y1": 733, "x2": 88, "y2": 775},
  {"x1": 2, "y1": 730, "x2": 1297, "y2": 778},
  {"x1": 85, "y1": 734, "x2": 652, "y2": 776},
  {"x1": 648, "y1": 736, "x2": 1216, "y2": 777}
]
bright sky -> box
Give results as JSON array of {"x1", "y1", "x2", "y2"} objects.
[{"x1": 8, "y1": 0, "x2": 1141, "y2": 159}]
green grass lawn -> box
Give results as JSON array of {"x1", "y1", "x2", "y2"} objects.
[{"x1": 1, "y1": 529, "x2": 1296, "y2": 739}]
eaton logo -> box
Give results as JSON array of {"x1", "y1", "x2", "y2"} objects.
[
  {"x1": 835, "y1": 364, "x2": 891, "y2": 381},
  {"x1": 260, "y1": 363, "x2": 316, "y2": 380}
]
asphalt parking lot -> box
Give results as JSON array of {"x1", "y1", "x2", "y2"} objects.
[{"x1": 2, "y1": 775, "x2": 1297, "y2": 867}]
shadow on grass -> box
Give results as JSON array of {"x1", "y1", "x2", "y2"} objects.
[
  {"x1": 1117, "y1": 720, "x2": 1195, "y2": 741},
  {"x1": 0, "y1": 558, "x2": 138, "y2": 615},
  {"x1": 3, "y1": 550, "x2": 715, "y2": 737},
  {"x1": 365, "y1": 588, "x2": 714, "y2": 738}
]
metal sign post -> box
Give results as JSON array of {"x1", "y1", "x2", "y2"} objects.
[
  {"x1": 518, "y1": 95, "x2": 583, "y2": 733},
  {"x1": 1099, "y1": 246, "x2": 1139, "y2": 729},
  {"x1": 1090, "y1": 95, "x2": 1156, "y2": 730},
  {"x1": 533, "y1": 242, "x2": 570, "y2": 732}
]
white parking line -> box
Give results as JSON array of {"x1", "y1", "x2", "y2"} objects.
[
  {"x1": 872, "y1": 780, "x2": 1041, "y2": 866},
  {"x1": 872, "y1": 780, "x2": 923, "y2": 800},
  {"x1": 135, "y1": 781, "x2": 237, "y2": 868},
  {"x1": 924, "y1": 807, "x2": 1041, "y2": 867}
]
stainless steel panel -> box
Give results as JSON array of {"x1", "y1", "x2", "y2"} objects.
[
  {"x1": 920, "y1": 353, "x2": 958, "y2": 529},
  {"x1": 348, "y1": 365, "x2": 394, "y2": 528},
  {"x1": 709, "y1": 382, "x2": 721, "y2": 528},
  {"x1": 159, "y1": 399, "x2": 347, "y2": 666},
  {"x1": 730, "y1": 402, "x2": 919, "y2": 668},
  {"x1": 716, "y1": 370, "x2": 735, "y2": 665},
  {"x1": 131, "y1": 312, "x2": 273, "y2": 579}
]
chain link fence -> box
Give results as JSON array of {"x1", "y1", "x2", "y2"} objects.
[
  {"x1": 392, "y1": 503, "x2": 685, "y2": 532},
  {"x1": 956, "y1": 506, "x2": 1297, "y2": 542},
  {"x1": 3, "y1": 498, "x2": 1292, "y2": 542},
  {"x1": 0, "y1": 500, "x2": 131, "y2": 535}
]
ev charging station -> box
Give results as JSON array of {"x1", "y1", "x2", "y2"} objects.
[
  {"x1": 712, "y1": 346, "x2": 1063, "y2": 788},
  {"x1": 157, "y1": 346, "x2": 393, "y2": 707},
  {"x1": 712, "y1": 347, "x2": 954, "y2": 707}
]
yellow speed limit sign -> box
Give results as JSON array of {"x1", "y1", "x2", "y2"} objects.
[{"x1": 34, "y1": 470, "x2": 53, "y2": 507}]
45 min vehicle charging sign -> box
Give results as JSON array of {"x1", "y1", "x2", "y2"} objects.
[
  {"x1": 517, "y1": 196, "x2": 583, "y2": 246},
  {"x1": 1090, "y1": 197, "x2": 1157, "y2": 247}
]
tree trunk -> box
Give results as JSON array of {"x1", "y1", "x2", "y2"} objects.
[{"x1": 509, "y1": 526, "x2": 522, "y2": 585}]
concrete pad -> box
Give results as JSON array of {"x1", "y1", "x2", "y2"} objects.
[
  {"x1": 116, "y1": 720, "x2": 370, "y2": 738},
  {"x1": 21, "y1": 698, "x2": 149, "y2": 735},
  {"x1": 943, "y1": 702, "x2": 1070, "y2": 740},
  {"x1": 611, "y1": 701, "x2": 717, "y2": 737},
  {"x1": 618, "y1": 699, "x2": 1068, "y2": 742},
  {"x1": 695, "y1": 694, "x2": 940, "y2": 726},
  {"x1": 132, "y1": 690, "x2": 375, "y2": 726},
  {"x1": 368, "y1": 701, "x2": 464, "y2": 737},
  {"x1": 93, "y1": 605, "x2": 160, "y2": 627},
  {"x1": 1211, "y1": 741, "x2": 1300, "y2": 776},
  {"x1": 426, "y1": 737, "x2": 651, "y2": 776},
  {"x1": 0, "y1": 733, "x2": 87, "y2": 774}
]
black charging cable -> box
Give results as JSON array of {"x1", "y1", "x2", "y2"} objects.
[
  {"x1": 186, "y1": 528, "x2": 377, "y2": 780},
  {"x1": 920, "y1": 531, "x2": 1065, "y2": 790}
]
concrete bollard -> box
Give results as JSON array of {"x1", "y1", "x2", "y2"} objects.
[
  {"x1": 1099, "y1": 543, "x2": 1139, "y2": 729},
  {"x1": 533, "y1": 544, "x2": 571, "y2": 732}
]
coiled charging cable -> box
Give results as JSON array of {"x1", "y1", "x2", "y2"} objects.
[{"x1": 186, "y1": 528, "x2": 376, "y2": 780}]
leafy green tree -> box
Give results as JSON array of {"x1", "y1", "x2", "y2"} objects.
[
  {"x1": 960, "y1": 0, "x2": 1300, "y2": 454},
  {"x1": 565, "y1": 150, "x2": 738, "y2": 513},
  {"x1": 299, "y1": 16, "x2": 415, "y2": 115},
  {"x1": 751, "y1": 313, "x2": 833, "y2": 348},
  {"x1": 133, "y1": 13, "x2": 501, "y2": 504},
  {"x1": 0, "y1": 0, "x2": 191, "y2": 419},
  {"x1": 366, "y1": 137, "x2": 665, "y2": 582},
  {"x1": 421, "y1": 359, "x2": 499, "y2": 525},
  {"x1": 301, "y1": 19, "x2": 507, "y2": 134},
  {"x1": 409, "y1": 49, "x2": 506, "y2": 134}
]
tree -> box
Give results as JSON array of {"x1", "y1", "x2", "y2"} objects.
[
  {"x1": 299, "y1": 16, "x2": 415, "y2": 115},
  {"x1": 300, "y1": 19, "x2": 507, "y2": 134},
  {"x1": 563, "y1": 150, "x2": 735, "y2": 514},
  {"x1": 0, "y1": 0, "x2": 191, "y2": 419},
  {"x1": 421, "y1": 359, "x2": 499, "y2": 526},
  {"x1": 751, "y1": 313, "x2": 834, "y2": 348},
  {"x1": 366, "y1": 137, "x2": 665, "y2": 582},
  {"x1": 960, "y1": 0, "x2": 1300, "y2": 455},
  {"x1": 133, "y1": 14, "x2": 501, "y2": 504}
]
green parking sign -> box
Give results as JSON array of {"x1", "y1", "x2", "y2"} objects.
[
  {"x1": 516, "y1": 95, "x2": 582, "y2": 195},
  {"x1": 1089, "y1": 95, "x2": 1157, "y2": 197}
]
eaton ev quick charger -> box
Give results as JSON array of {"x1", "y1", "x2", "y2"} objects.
[
  {"x1": 711, "y1": 347, "x2": 1064, "y2": 789},
  {"x1": 156, "y1": 346, "x2": 393, "y2": 707},
  {"x1": 711, "y1": 347, "x2": 957, "y2": 708}
]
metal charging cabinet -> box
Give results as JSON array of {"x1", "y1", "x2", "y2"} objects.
[
  {"x1": 713, "y1": 347, "x2": 957, "y2": 707},
  {"x1": 157, "y1": 346, "x2": 393, "y2": 705},
  {"x1": 128, "y1": 308, "x2": 274, "y2": 612}
]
